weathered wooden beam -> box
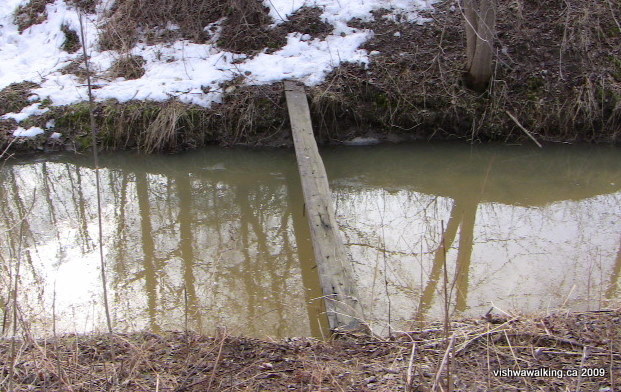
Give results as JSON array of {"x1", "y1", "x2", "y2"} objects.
[{"x1": 283, "y1": 80, "x2": 365, "y2": 331}]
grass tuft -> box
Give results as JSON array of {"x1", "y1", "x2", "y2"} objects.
[
  {"x1": 140, "y1": 100, "x2": 185, "y2": 153},
  {"x1": 13, "y1": 0, "x2": 52, "y2": 32},
  {"x1": 0, "y1": 82, "x2": 40, "y2": 116},
  {"x1": 60, "y1": 24, "x2": 81, "y2": 53},
  {"x1": 108, "y1": 55, "x2": 146, "y2": 80}
]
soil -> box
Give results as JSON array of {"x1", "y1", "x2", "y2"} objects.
[{"x1": 1, "y1": 310, "x2": 619, "y2": 391}]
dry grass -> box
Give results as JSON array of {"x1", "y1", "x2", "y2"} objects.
[
  {"x1": 98, "y1": 0, "x2": 331, "y2": 54},
  {"x1": 303, "y1": 0, "x2": 621, "y2": 144},
  {"x1": 0, "y1": 82, "x2": 40, "y2": 116},
  {"x1": 6, "y1": 0, "x2": 621, "y2": 155},
  {"x1": 0, "y1": 310, "x2": 619, "y2": 391},
  {"x1": 59, "y1": 57, "x2": 91, "y2": 82},
  {"x1": 60, "y1": 23, "x2": 81, "y2": 53},
  {"x1": 67, "y1": 0, "x2": 97, "y2": 13},
  {"x1": 13, "y1": 0, "x2": 53, "y2": 32},
  {"x1": 140, "y1": 100, "x2": 186, "y2": 153},
  {"x1": 108, "y1": 55, "x2": 146, "y2": 80},
  {"x1": 98, "y1": 0, "x2": 223, "y2": 51},
  {"x1": 214, "y1": 83, "x2": 288, "y2": 145}
]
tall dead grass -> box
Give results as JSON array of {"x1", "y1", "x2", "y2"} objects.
[
  {"x1": 308, "y1": 0, "x2": 621, "y2": 143},
  {"x1": 141, "y1": 101, "x2": 185, "y2": 153}
]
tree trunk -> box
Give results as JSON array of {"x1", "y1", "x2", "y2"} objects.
[{"x1": 464, "y1": 0, "x2": 496, "y2": 92}]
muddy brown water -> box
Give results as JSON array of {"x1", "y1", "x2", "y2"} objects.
[{"x1": 1, "y1": 143, "x2": 620, "y2": 338}]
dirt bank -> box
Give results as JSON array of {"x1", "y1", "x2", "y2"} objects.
[
  {"x1": 1, "y1": 310, "x2": 619, "y2": 391},
  {"x1": 1, "y1": 0, "x2": 620, "y2": 156}
]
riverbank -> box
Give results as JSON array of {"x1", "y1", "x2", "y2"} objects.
[
  {"x1": 0, "y1": 0, "x2": 620, "y2": 156},
  {"x1": 1, "y1": 310, "x2": 619, "y2": 391}
]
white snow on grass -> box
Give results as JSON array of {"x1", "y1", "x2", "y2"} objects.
[
  {"x1": 266, "y1": 0, "x2": 436, "y2": 32},
  {"x1": 2, "y1": 102, "x2": 49, "y2": 122},
  {"x1": 238, "y1": 32, "x2": 371, "y2": 85},
  {"x1": 0, "y1": 0, "x2": 438, "y2": 125},
  {"x1": 13, "y1": 126, "x2": 44, "y2": 137}
]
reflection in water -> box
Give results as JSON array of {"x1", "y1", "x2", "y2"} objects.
[
  {"x1": 0, "y1": 144, "x2": 620, "y2": 338},
  {"x1": 606, "y1": 239, "x2": 621, "y2": 299}
]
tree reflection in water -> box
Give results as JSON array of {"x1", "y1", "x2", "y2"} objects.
[{"x1": 0, "y1": 144, "x2": 619, "y2": 338}]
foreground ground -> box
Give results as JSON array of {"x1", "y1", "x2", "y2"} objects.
[{"x1": 1, "y1": 310, "x2": 619, "y2": 391}]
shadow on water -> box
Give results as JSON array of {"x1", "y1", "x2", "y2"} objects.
[{"x1": 1, "y1": 143, "x2": 620, "y2": 337}]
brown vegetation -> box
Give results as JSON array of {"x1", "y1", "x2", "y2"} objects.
[
  {"x1": 0, "y1": 310, "x2": 619, "y2": 391},
  {"x1": 0, "y1": 82, "x2": 39, "y2": 116},
  {"x1": 13, "y1": 0, "x2": 52, "y2": 32},
  {"x1": 98, "y1": 0, "x2": 330, "y2": 54},
  {"x1": 108, "y1": 55, "x2": 146, "y2": 80},
  {"x1": 3, "y1": 0, "x2": 621, "y2": 155},
  {"x1": 297, "y1": 0, "x2": 620, "y2": 144},
  {"x1": 97, "y1": 0, "x2": 273, "y2": 51},
  {"x1": 60, "y1": 24, "x2": 81, "y2": 53},
  {"x1": 67, "y1": 0, "x2": 97, "y2": 14},
  {"x1": 59, "y1": 57, "x2": 91, "y2": 81}
]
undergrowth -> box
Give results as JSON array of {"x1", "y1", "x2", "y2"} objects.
[
  {"x1": 98, "y1": 0, "x2": 331, "y2": 54},
  {"x1": 0, "y1": 311, "x2": 619, "y2": 391},
  {"x1": 108, "y1": 55, "x2": 146, "y2": 80},
  {"x1": 0, "y1": 82, "x2": 40, "y2": 116},
  {"x1": 13, "y1": 0, "x2": 52, "y2": 32},
  {"x1": 4, "y1": 0, "x2": 621, "y2": 154},
  {"x1": 60, "y1": 24, "x2": 81, "y2": 53}
]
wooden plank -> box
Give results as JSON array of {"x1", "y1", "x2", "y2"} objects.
[{"x1": 284, "y1": 80, "x2": 365, "y2": 331}]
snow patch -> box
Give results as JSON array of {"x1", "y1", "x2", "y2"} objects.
[
  {"x1": 13, "y1": 126, "x2": 44, "y2": 137},
  {"x1": 2, "y1": 103, "x2": 49, "y2": 122},
  {"x1": 0, "y1": 0, "x2": 439, "y2": 121},
  {"x1": 239, "y1": 32, "x2": 371, "y2": 85}
]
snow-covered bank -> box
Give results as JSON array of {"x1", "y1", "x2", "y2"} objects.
[
  {"x1": 0, "y1": 0, "x2": 437, "y2": 137},
  {"x1": 1, "y1": 0, "x2": 619, "y2": 153}
]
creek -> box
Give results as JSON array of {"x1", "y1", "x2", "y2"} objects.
[{"x1": 1, "y1": 143, "x2": 620, "y2": 338}]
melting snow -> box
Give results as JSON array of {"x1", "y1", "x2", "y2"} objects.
[
  {"x1": 0, "y1": 0, "x2": 438, "y2": 122},
  {"x1": 13, "y1": 126, "x2": 44, "y2": 137}
]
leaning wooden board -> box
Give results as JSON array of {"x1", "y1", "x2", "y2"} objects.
[{"x1": 284, "y1": 80, "x2": 365, "y2": 331}]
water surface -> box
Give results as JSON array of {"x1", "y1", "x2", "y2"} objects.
[{"x1": 1, "y1": 143, "x2": 620, "y2": 338}]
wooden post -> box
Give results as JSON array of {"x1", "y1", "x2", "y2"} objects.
[{"x1": 284, "y1": 80, "x2": 365, "y2": 331}]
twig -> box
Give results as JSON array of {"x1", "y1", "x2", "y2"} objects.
[
  {"x1": 440, "y1": 219, "x2": 452, "y2": 392},
  {"x1": 78, "y1": 11, "x2": 113, "y2": 334},
  {"x1": 405, "y1": 342, "x2": 417, "y2": 391},
  {"x1": 455, "y1": 317, "x2": 519, "y2": 354},
  {"x1": 432, "y1": 334, "x2": 455, "y2": 392},
  {"x1": 505, "y1": 110, "x2": 543, "y2": 148},
  {"x1": 575, "y1": 346, "x2": 588, "y2": 392},
  {"x1": 178, "y1": 331, "x2": 227, "y2": 391},
  {"x1": 0, "y1": 137, "x2": 16, "y2": 160},
  {"x1": 503, "y1": 330, "x2": 520, "y2": 369}
]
